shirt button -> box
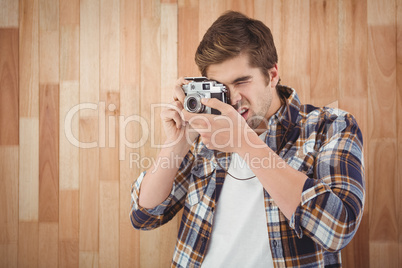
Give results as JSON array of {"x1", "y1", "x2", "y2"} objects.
[{"x1": 273, "y1": 240, "x2": 277, "y2": 247}]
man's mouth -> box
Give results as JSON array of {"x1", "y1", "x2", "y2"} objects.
[{"x1": 238, "y1": 107, "x2": 249, "y2": 119}]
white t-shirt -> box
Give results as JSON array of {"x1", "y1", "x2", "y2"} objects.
[{"x1": 201, "y1": 140, "x2": 274, "y2": 267}]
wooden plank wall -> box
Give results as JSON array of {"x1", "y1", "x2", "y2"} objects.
[{"x1": 0, "y1": 0, "x2": 401, "y2": 267}]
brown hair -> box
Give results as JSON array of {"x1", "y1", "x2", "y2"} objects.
[{"x1": 195, "y1": 11, "x2": 278, "y2": 80}]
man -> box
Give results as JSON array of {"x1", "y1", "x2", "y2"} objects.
[{"x1": 130, "y1": 11, "x2": 365, "y2": 267}]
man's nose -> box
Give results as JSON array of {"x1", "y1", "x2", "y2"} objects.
[{"x1": 230, "y1": 88, "x2": 241, "y2": 106}]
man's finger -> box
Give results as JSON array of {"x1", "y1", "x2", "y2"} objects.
[
  {"x1": 173, "y1": 77, "x2": 189, "y2": 103},
  {"x1": 201, "y1": 98, "x2": 234, "y2": 115},
  {"x1": 182, "y1": 109, "x2": 213, "y2": 128}
]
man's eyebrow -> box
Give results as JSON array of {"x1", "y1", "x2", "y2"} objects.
[{"x1": 231, "y1": 75, "x2": 252, "y2": 84}]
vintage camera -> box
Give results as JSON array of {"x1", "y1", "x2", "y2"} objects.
[{"x1": 182, "y1": 77, "x2": 229, "y2": 115}]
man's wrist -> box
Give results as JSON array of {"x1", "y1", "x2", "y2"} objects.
[
  {"x1": 236, "y1": 129, "x2": 268, "y2": 157},
  {"x1": 162, "y1": 137, "x2": 193, "y2": 157}
]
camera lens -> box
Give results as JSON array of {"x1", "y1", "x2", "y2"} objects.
[
  {"x1": 184, "y1": 94, "x2": 205, "y2": 113},
  {"x1": 188, "y1": 98, "x2": 198, "y2": 110}
]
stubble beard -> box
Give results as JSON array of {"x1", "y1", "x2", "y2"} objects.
[{"x1": 246, "y1": 90, "x2": 273, "y2": 132}]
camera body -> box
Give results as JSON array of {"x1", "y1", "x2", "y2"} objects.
[{"x1": 182, "y1": 77, "x2": 229, "y2": 115}]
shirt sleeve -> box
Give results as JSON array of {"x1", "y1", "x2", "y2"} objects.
[
  {"x1": 289, "y1": 112, "x2": 365, "y2": 252},
  {"x1": 130, "y1": 147, "x2": 195, "y2": 230}
]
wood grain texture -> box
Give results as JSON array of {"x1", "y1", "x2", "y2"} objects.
[
  {"x1": 59, "y1": 190, "x2": 79, "y2": 267},
  {"x1": 59, "y1": 190, "x2": 79, "y2": 241},
  {"x1": 278, "y1": 0, "x2": 311, "y2": 104},
  {"x1": 19, "y1": 0, "x2": 39, "y2": 118},
  {"x1": 178, "y1": 0, "x2": 199, "y2": 77},
  {"x1": 119, "y1": 222, "x2": 140, "y2": 268},
  {"x1": 38, "y1": 0, "x2": 59, "y2": 224},
  {"x1": 368, "y1": 140, "x2": 399, "y2": 267},
  {"x1": 19, "y1": 117, "x2": 39, "y2": 221},
  {"x1": 18, "y1": 221, "x2": 39, "y2": 268},
  {"x1": 79, "y1": 117, "x2": 99, "y2": 252},
  {"x1": 368, "y1": 0, "x2": 397, "y2": 140},
  {"x1": 39, "y1": 32, "x2": 58, "y2": 84},
  {"x1": 99, "y1": 180, "x2": 119, "y2": 267},
  {"x1": 368, "y1": 1, "x2": 398, "y2": 266},
  {"x1": 0, "y1": 0, "x2": 19, "y2": 27},
  {"x1": 38, "y1": 222, "x2": 58, "y2": 268},
  {"x1": 0, "y1": 29, "x2": 19, "y2": 146},
  {"x1": 119, "y1": 0, "x2": 141, "y2": 205},
  {"x1": 79, "y1": 251, "x2": 99, "y2": 268},
  {"x1": 253, "y1": 0, "x2": 275, "y2": 30},
  {"x1": 38, "y1": 0, "x2": 58, "y2": 32},
  {"x1": 60, "y1": 25, "x2": 79, "y2": 81},
  {"x1": 80, "y1": 0, "x2": 99, "y2": 105},
  {"x1": 100, "y1": 0, "x2": 120, "y2": 183},
  {"x1": 60, "y1": 0, "x2": 79, "y2": 82},
  {"x1": 59, "y1": 0, "x2": 79, "y2": 25},
  {"x1": 99, "y1": 92, "x2": 120, "y2": 181},
  {"x1": 310, "y1": 0, "x2": 338, "y2": 107},
  {"x1": 0, "y1": 243, "x2": 17, "y2": 268},
  {"x1": 100, "y1": 0, "x2": 119, "y2": 93},
  {"x1": 119, "y1": 0, "x2": 141, "y2": 266},
  {"x1": 59, "y1": 241, "x2": 79, "y2": 268},
  {"x1": 59, "y1": 81, "x2": 79, "y2": 190},
  {"x1": 140, "y1": 0, "x2": 161, "y2": 154},
  {"x1": 39, "y1": 84, "x2": 59, "y2": 222},
  {"x1": 161, "y1": 3, "x2": 178, "y2": 104},
  {"x1": 0, "y1": 146, "x2": 19, "y2": 245},
  {"x1": 0, "y1": 146, "x2": 19, "y2": 268},
  {"x1": 79, "y1": 0, "x2": 100, "y2": 255},
  {"x1": 226, "y1": 0, "x2": 254, "y2": 17},
  {"x1": 198, "y1": 0, "x2": 226, "y2": 40},
  {"x1": 39, "y1": 0, "x2": 59, "y2": 84}
]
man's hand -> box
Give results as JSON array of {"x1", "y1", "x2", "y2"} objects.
[
  {"x1": 161, "y1": 77, "x2": 199, "y2": 147},
  {"x1": 139, "y1": 77, "x2": 200, "y2": 210},
  {"x1": 182, "y1": 98, "x2": 255, "y2": 153}
]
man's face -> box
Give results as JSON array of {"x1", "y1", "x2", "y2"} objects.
[{"x1": 206, "y1": 53, "x2": 280, "y2": 132}]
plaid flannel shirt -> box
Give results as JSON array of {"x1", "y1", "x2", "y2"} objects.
[{"x1": 130, "y1": 86, "x2": 365, "y2": 267}]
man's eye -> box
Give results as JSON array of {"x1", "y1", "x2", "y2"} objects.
[{"x1": 236, "y1": 81, "x2": 248, "y2": 86}]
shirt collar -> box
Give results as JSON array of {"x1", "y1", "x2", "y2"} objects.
[{"x1": 268, "y1": 85, "x2": 301, "y2": 130}]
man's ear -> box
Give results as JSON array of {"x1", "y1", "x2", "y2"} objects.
[{"x1": 268, "y1": 64, "x2": 279, "y2": 87}]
